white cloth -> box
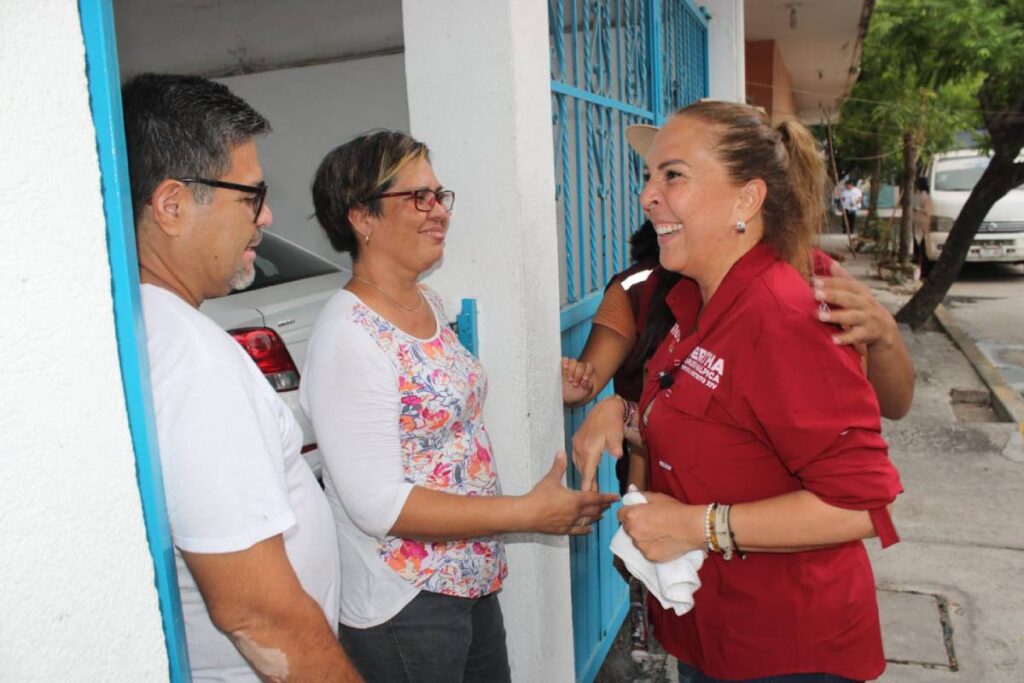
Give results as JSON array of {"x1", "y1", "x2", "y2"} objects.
[
  {"x1": 610, "y1": 489, "x2": 705, "y2": 616},
  {"x1": 143, "y1": 285, "x2": 341, "y2": 682}
]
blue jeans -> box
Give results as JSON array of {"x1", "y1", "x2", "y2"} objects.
[
  {"x1": 677, "y1": 661, "x2": 859, "y2": 683},
  {"x1": 338, "y1": 591, "x2": 510, "y2": 682}
]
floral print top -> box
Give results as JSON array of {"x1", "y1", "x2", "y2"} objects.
[{"x1": 348, "y1": 287, "x2": 507, "y2": 597}]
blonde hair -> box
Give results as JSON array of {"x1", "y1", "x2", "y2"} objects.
[{"x1": 674, "y1": 101, "x2": 826, "y2": 276}]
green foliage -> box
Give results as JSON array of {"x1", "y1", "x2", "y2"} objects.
[
  {"x1": 879, "y1": 0, "x2": 1012, "y2": 89},
  {"x1": 975, "y1": 0, "x2": 1024, "y2": 154},
  {"x1": 871, "y1": 0, "x2": 1024, "y2": 326},
  {"x1": 828, "y1": 0, "x2": 1021, "y2": 268},
  {"x1": 832, "y1": 0, "x2": 998, "y2": 182}
]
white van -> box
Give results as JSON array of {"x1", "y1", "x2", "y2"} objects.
[{"x1": 917, "y1": 149, "x2": 1024, "y2": 269}]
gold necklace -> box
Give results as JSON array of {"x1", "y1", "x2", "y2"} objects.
[{"x1": 351, "y1": 275, "x2": 425, "y2": 313}]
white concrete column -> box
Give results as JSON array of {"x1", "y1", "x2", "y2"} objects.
[
  {"x1": 403, "y1": 1, "x2": 574, "y2": 680},
  {"x1": 0, "y1": 1, "x2": 167, "y2": 680},
  {"x1": 703, "y1": 0, "x2": 746, "y2": 103}
]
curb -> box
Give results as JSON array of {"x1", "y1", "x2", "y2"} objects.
[{"x1": 933, "y1": 304, "x2": 1024, "y2": 458}]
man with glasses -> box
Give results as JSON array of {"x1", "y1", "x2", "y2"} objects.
[{"x1": 122, "y1": 73, "x2": 360, "y2": 682}]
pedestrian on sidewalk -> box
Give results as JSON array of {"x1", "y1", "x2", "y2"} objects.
[
  {"x1": 840, "y1": 179, "x2": 863, "y2": 235},
  {"x1": 912, "y1": 176, "x2": 933, "y2": 267},
  {"x1": 572, "y1": 101, "x2": 903, "y2": 682}
]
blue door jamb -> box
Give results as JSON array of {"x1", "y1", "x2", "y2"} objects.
[
  {"x1": 455, "y1": 298, "x2": 479, "y2": 357},
  {"x1": 78, "y1": 1, "x2": 191, "y2": 680}
]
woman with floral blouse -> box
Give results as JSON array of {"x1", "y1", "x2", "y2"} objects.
[{"x1": 301, "y1": 131, "x2": 618, "y2": 682}]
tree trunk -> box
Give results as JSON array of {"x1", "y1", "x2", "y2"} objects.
[
  {"x1": 897, "y1": 132, "x2": 917, "y2": 265},
  {"x1": 822, "y1": 116, "x2": 850, "y2": 242},
  {"x1": 896, "y1": 152, "x2": 1020, "y2": 328},
  {"x1": 868, "y1": 136, "x2": 883, "y2": 226}
]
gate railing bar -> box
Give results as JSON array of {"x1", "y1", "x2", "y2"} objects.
[
  {"x1": 550, "y1": 81, "x2": 653, "y2": 119},
  {"x1": 648, "y1": 0, "x2": 665, "y2": 125},
  {"x1": 582, "y1": 3, "x2": 598, "y2": 296}
]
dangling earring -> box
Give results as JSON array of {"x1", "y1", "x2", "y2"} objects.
[
  {"x1": 735, "y1": 220, "x2": 746, "y2": 234},
  {"x1": 363, "y1": 231, "x2": 371, "y2": 245}
]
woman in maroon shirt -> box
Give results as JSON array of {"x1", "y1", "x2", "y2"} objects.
[{"x1": 572, "y1": 101, "x2": 903, "y2": 682}]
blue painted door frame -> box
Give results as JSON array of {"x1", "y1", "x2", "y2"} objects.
[
  {"x1": 79, "y1": 1, "x2": 191, "y2": 680},
  {"x1": 549, "y1": 1, "x2": 708, "y2": 680}
]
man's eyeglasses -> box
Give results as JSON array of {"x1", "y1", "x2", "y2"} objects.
[
  {"x1": 178, "y1": 178, "x2": 268, "y2": 222},
  {"x1": 372, "y1": 188, "x2": 455, "y2": 213}
]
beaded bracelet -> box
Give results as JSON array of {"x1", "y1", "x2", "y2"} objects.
[
  {"x1": 715, "y1": 503, "x2": 734, "y2": 561},
  {"x1": 715, "y1": 504, "x2": 746, "y2": 561},
  {"x1": 704, "y1": 503, "x2": 721, "y2": 554}
]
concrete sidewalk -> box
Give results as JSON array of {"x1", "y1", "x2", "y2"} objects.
[{"x1": 597, "y1": 243, "x2": 1024, "y2": 682}]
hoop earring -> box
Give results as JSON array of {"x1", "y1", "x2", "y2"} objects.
[{"x1": 735, "y1": 220, "x2": 746, "y2": 234}]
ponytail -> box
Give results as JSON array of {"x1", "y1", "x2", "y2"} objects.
[{"x1": 775, "y1": 118, "x2": 826, "y2": 277}]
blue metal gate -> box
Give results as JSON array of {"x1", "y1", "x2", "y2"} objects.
[{"x1": 548, "y1": 1, "x2": 708, "y2": 680}]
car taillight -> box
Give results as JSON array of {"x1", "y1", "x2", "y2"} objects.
[{"x1": 230, "y1": 327, "x2": 300, "y2": 392}]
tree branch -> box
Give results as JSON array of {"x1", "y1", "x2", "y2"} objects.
[
  {"x1": 979, "y1": 78, "x2": 999, "y2": 132},
  {"x1": 1012, "y1": 162, "x2": 1024, "y2": 190}
]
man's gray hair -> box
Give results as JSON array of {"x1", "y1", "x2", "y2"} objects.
[{"x1": 121, "y1": 73, "x2": 271, "y2": 219}]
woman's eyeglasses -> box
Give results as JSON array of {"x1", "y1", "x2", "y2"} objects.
[{"x1": 372, "y1": 188, "x2": 455, "y2": 213}]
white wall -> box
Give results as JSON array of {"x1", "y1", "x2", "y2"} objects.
[
  {"x1": 115, "y1": 0, "x2": 402, "y2": 78},
  {"x1": 0, "y1": 2, "x2": 167, "y2": 680},
  {"x1": 703, "y1": 0, "x2": 746, "y2": 103},
  {"x1": 403, "y1": 1, "x2": 575, "y2": 681},
  {"x1": 218, "y1": 55, "x2": 410, "y2": 265},
  {"x1": 114, "y1": 0, "x2": 409, "y2": 267}
]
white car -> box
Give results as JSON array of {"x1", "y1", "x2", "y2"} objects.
[
  {"x1": 201, "y1": 231, "x2": 348, "y2": 477},
  {"x1": 918, "y1": 149, "x2": 1024, "y2": 270}
]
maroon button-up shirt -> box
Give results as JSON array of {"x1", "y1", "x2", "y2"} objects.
[{"x1": 639, "y1": 243, "x2": 902, "y2": 681}]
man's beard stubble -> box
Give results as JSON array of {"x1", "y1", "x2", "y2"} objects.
[{"x1": 229, "y1": 263, "x2": 256, "y2": 292}]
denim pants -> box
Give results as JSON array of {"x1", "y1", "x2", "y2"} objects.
[
  {"x1": 677, "y1": 661, "x2": 859, "y2": 683},
  {"x1": 338, "y1": 591, "x2": 510, "y2": 683}
]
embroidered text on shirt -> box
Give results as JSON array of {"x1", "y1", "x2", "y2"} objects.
[{"x1": 681, "y1": 345, "x2": 725, "y2": 390}]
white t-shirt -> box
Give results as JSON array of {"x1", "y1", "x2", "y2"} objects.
[
  {"x1": 300, "y1": 287, "x2": 506, "y2": 629},
  {"x1": 840, "y1": 186, "x2": 863, "y2": 212},
  {"x1": 142, "y1": 284, "x2": 340, "y2": 682}
]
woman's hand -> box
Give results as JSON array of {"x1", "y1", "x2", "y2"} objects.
[
  {"x1": 617, "y1": 492, "x2": 704, "y2": 563},
  {"x1": 813, "y1": 261, "x2": 915, "y2": 419},
  {"x1": 561, "y1": 357, "x2": 596, "y2": 405},
  {"x1": 813, "y1": 261, "x2": 899, "y2": 349},
  {"x1": 571, "y1": 396, "x2": 626, "y2": 492},
  {"x1": 520, "y1": 451, "x2": 620, "y2": 535}
]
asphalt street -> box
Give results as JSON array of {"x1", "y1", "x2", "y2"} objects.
[{"x1": 944, "y1": 262, "x2": 1024, "y2": 398}]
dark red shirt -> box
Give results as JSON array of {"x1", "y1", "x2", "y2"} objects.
[{"x1": 639, "y1": 244, "x2": 902, "y2": 681}]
